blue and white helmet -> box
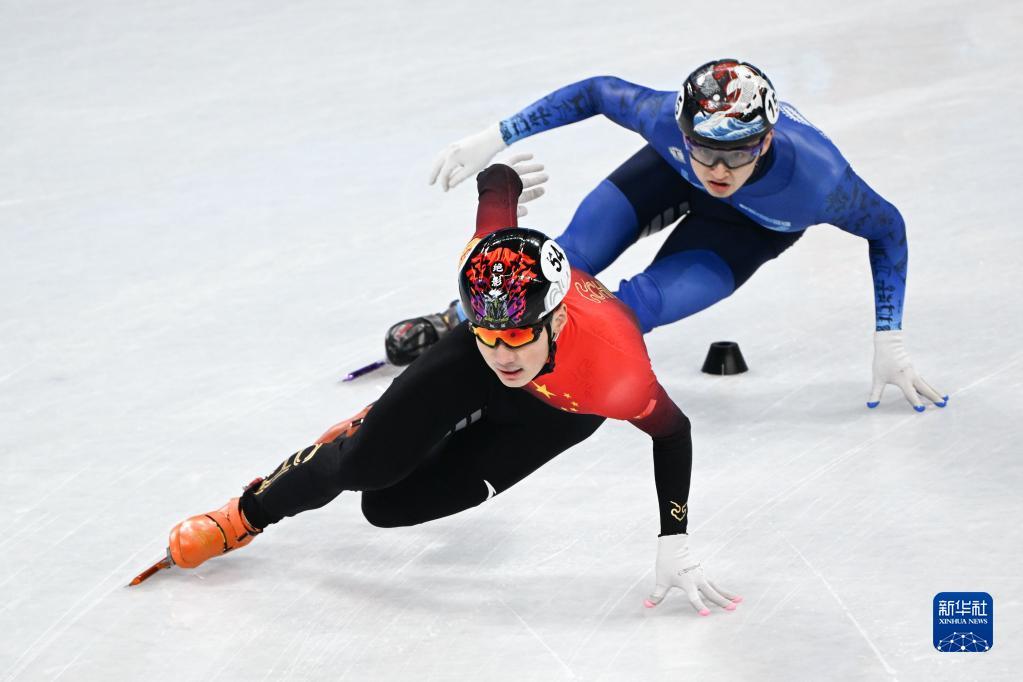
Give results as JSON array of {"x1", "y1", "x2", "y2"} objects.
[{"x1": 675, "y1": 59, "x2": 780, "y2": 150}]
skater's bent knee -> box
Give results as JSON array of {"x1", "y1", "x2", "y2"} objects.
[
  {"x1": 616, "y1": 251, "x2": 735, "y2": 330},
  {"x1": 360, "y1": 492, "x2": 415, "y2": 528}
]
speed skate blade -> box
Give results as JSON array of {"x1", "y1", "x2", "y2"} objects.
[{"x1": 128, "y1": 552, "x2": 173, "y2": 586}]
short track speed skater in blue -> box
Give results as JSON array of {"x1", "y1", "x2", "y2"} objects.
[{"x1": 389, "y1": 58, "x2": 945, "y2": 412}]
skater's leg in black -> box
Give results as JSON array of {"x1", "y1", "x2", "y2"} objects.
[
  {"x1": 362, "y1": 389, "x2": 605, "y2": 527},
  {"x1": 241, "y1": 324, "x2": 497, "y2": 528}
]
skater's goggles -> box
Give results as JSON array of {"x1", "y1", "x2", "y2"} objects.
[
  {"x1": 683, "y1": 135, "x2": 766, "y2": 169},
  {"x1": 471, "y1": 321, "x2": 546, "y2": 349}
]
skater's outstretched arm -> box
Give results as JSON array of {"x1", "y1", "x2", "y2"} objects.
[
  {"x1": 822, "y1": 167, "x2": 945, "y2": 411},
  {"x1": 429, "y1": 77, "x2": 664, "y2": 191}
]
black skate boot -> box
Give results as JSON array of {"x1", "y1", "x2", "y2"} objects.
[{"x1": 384, "y1": 300, "x2": 461, "y2": 366}]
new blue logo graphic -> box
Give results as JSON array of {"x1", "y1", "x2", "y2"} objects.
[{"x1": 933, "y1": 592, "x2": 993, "y2": 652}]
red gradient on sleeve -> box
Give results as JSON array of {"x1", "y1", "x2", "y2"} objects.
[{"x1": 474, "y1": 165, "x2": 522, "y2": 238}]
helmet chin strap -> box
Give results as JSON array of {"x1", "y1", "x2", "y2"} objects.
[
  {"x1": 534, "y1": 318, "x2": 558, "y2": 379},
  {"x1": 748, "y1": 138, "x2": 775, "y2": 183}
]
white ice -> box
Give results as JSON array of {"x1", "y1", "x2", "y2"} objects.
[{"x1": 2, "y1": 1, "x2": 1022, "y2": 680}]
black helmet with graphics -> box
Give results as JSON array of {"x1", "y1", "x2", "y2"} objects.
[
  {"x1": 458, "y1": 228, "x2": 571, "y2": 330},
  {"x1": 675, "y1": 59, "x2": 780, "y2": 150}
]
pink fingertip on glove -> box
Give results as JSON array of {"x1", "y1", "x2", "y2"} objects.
[
  {"x1": 643, "y1": 599, "x2": 657, "y2": 608},
  {"x1": 725, "y1": 604, "x2": 737, "y2": 611},
  {"x1": 699, "y1": 608, "x2": 711, "y2": 616},
  {"x1": 731, "y1": 596, "x2": 743, "y2": 604}
]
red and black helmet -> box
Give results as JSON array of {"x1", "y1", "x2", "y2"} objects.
[
  {"x1": 675, "y1": 59, "x2": 779, "y2": 150},
  {"x1": 458, "y1": 228, "x2": 571, "y2": 330}
]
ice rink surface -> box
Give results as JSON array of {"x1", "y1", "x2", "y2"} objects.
[{"x1": 2, "y1": 0, "x2": 1022, "y2": 679}]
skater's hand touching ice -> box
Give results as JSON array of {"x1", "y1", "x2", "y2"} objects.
[
  {"x1": 867, "y1": 330, "x2": 947, "y2": 412},
  {"x1": 644, "y1": 534, "x2": 741, "y2": 616},
  {"x1": 429, "y1": 124, "x2": 507, "y2": 191}
]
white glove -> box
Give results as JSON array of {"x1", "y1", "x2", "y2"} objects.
[
  {"x1": 506, "y1": 153, "x2": 548, "y2": 217},
  {"x1": 644, "y1": 533, "x2": 740, "y2": 616},
  {"x1": 428, "y1": 123, "x2": 508, "y2": 191},
  {"x1": 868, "y1": 330, "x2": 947, "y2": 412}
]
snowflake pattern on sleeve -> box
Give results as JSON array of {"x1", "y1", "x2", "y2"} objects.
[{"x1": 822, "y1": 166, "x2": 908, "y2": 330}]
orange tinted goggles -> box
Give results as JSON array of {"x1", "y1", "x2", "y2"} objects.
[{"x1": 471, "y1": 322, "x2": 545, "y2": 349}]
